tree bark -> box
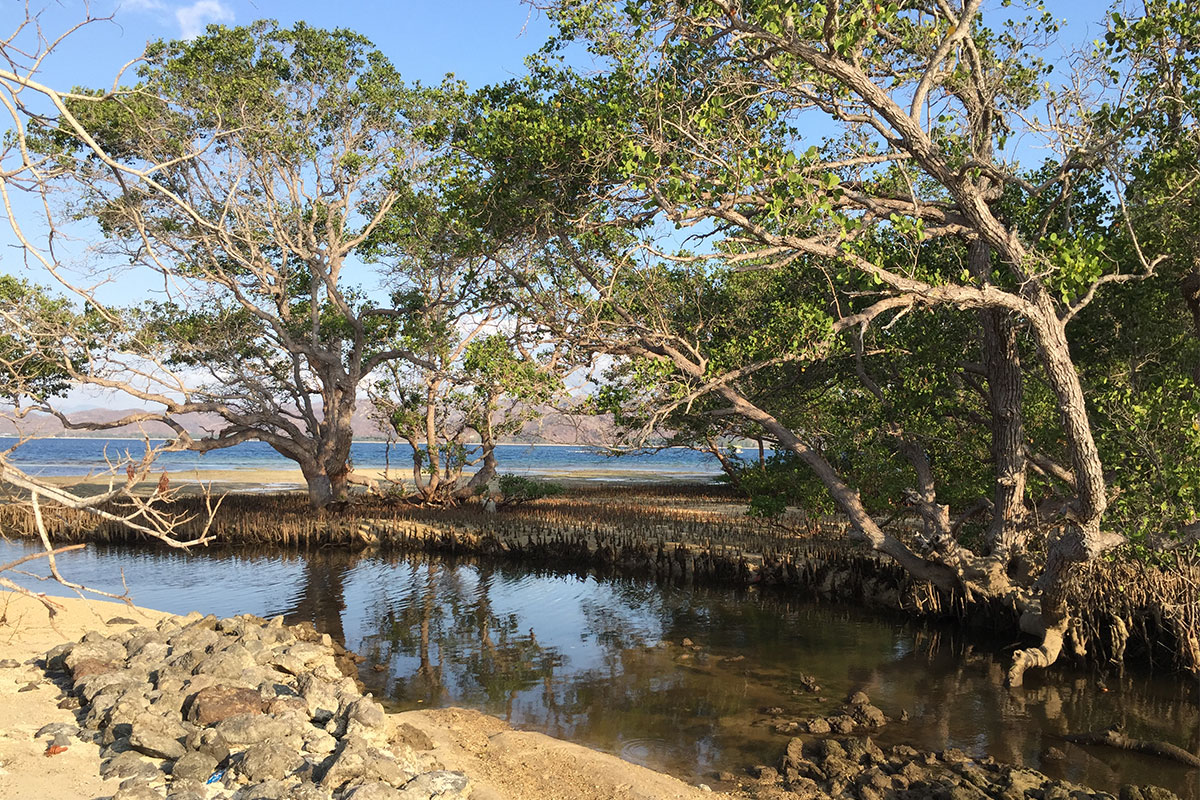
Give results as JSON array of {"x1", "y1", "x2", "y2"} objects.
[
  {"x1": 463, "y1": 407, "x2": 499, "y2": 496},
  {"x1": 980, "y1": 303, "x2": 1028, "y2": 562}
]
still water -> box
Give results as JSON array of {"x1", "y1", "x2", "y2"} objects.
[{"x1": 0, "y1": 539, "x2": 1195, "y2": 797}]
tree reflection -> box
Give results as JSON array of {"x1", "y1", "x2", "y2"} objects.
[
  {"x1": 360, "y1": 558, "x2": 564, "y2": 715},
  {"x1": 279, "y1": 548, "x2": 359, "y2": 643}
]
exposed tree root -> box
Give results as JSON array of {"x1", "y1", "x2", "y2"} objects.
[
  {"x1": 1007, "y1": 618, "x2": 1066, "y2": 687},
  {"x1": 1064, "y1": 726, "x2": 1200, "y2": 768}
]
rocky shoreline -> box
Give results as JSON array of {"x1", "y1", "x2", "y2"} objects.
[
  {"x1": 39, "y1": 610, "x2": 467, "y2": 800},
  {"x1": 2, "y1": 602, "x2": 1188, "y2": 800}
]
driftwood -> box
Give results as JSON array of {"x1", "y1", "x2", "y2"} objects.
[{"x1": 1064, "y1": 726, "x2": 1200, "y2": 768}]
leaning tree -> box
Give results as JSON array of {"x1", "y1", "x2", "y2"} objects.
[{"x1": 465, "y1": 0, "x2": 1198, "y2": 682}]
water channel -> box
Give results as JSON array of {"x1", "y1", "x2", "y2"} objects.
[{"x1": 1, "y1": 539, "x2": 1195, "y2": 798}]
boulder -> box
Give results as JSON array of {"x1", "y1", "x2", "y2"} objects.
[
  {"x1": 112, "y1": 782, "x2": 165, "y2": 800},
  {"x1": 129, "y1": 713, "x2": 188, "y2": 760},
  {"x1": 193, "y1": 644, "x2": 259, "y2": 680},
  {"x1": 345, "y1": 783, "x2": 401, "y2": 800},
  {"x1": 186, "y1": 685, "x2": 264, "y2": 725},
  {"x1": 214, "y1": 713, "x2": 296, "y2": 747},
  {"x1": 239, "y1": 740, "x2": 305, "y2": 782},
  {"x1": 319, "y1": 735, "x2": 413, "y2": 792},
  {"x1": 170, "y1": 751, "x2": 219, "y2": 783}
]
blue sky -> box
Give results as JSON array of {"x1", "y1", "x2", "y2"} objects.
[
  {"x1": 21, "y1": 1, "x2": 1108, "y2": 95},
  {"x1": 25, "y1": 1, "x2": 557, "y2": 90}
]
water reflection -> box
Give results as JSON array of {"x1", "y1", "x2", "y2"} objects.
[{"x1": 0, "y1": 539, "x2": 1195, "y2": 798}]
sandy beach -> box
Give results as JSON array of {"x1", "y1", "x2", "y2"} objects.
[
  {"x1": 0, "y1": 593, "x2": 169, "y2": 800},
  {"x1": 30, "y1": 465, "x2": 717, "y2": 501}
]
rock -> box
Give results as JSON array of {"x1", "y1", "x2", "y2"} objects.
[
  {"x1": 66, "y1": 638, "x2": 127, "y2": 672},
  {"x1": 102, "y1": 750, "x2": 160, "y2": 780},
  {"x1": 806, "y1": 718, "x2": 832, "y2": 734},
  {"x1": 392, "y1": 723, "x2": 434, "y2": 752},
  {"x1": 237, "y1": 779, "x2": 293, "y2": 800},
  {"x1": 346, "y1": 696, "x2": 387, "y2": 729},
  {"x1": 165, "y1": 779, "x2": 207, "y2": 800},
  {"x1": 850, "y1": 703, "x2": 887, "y2": 727},
  {"x1": 1001, "y1": 767, "x2": 1047, "y2": 797},
  {"x1": 320, "y1": 735, "x2": 413, "y2": 792},
  {"x1": 784, "y1": 737, "x2": 808, "y2": 768},
  {"x1": 171, "y1": 751, "x2": 219, "y2": 782},
  {"x1": 266, "y1": 696, "x2": 308, "y2": 717},
  {"x1": 299, "y1": 674, "x2": 341, "y2": 723},
  {"x1": 283, "y1": 642, "x2": 330, "y2": 666},
  {"x1": 112, "y1": 783, "x2": 165, "y2": 800},
  {"x1": 185, "y1": 728, "x2": 231, "y2": 762},
  {"x1": 128, "y1": 642, "x2": 171, "y2": 671},
  {"x1": 44, "y1": 642, "x2": 74, "y2": 671},
  {"x1": 70, "y1": 657, "x2": 124, "y2": 681},
  {"x1": 1120, "y1": 787, "x2": 1182, "y2": 800},
  {"x1": 239, "y1": 740, "x2": 305, "y2": 782},
  {"x1": 941, "y1": 748, "x2": 969, "y2": 764},
  {"x1": 194, "y1": 645, "x2": 259, "y2": 680},
  {"x1": 847, "y1": 691, "x2": 871, "y2": 706},
  {"x1": 397, "y1": 771, "x2": 471, "y2": 799},
  {"x1": 750, "y1": 764, "x2": 780, "y2": 783},
  {"x1": 0, "y1": 658, "x2": 22, "y2": 668},
  {"x1": 842, "y1": 737, "x2": 882, "y2": 765},
  {"x1": 129, "y1": 713, "x2": 188, "y2": 760},
  {"x1": 829, "y1": 715, "x2": 856, "y2": 735},
  {"x1": 345, "y1": 783, "x2": 401, "y2": 800},
  {"x1": 787, "y1": 776, "x2": 821, "y2": 799},
  {"x1": 286, "y1": 785, "x2": 334, "y2": 800},
  {"x1": 108, "y1": 616, "x2": 140, "y2": 625},
  {"x1": 214, "y1": 713, "x2": 295, "y2": 747},
  {"x1": 187, "y1": 685, "x2": 264, "y2": 725},
  {"x1": 303, "y1": 728, "x2": 339, "y2": 756},
  {"x1": 1041, "y1": 746, "x2": 1067, "y2": 761}
]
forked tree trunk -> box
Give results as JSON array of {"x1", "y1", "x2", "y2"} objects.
[{"x1": 462, "y1": 402, "x2": 500, "y2": 497}]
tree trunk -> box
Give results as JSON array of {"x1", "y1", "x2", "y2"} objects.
[
  {"x1": 1007, "y1": 290, "x2": 1118, "y2": 684},
  {"x1": 463, "y1": 412, "x2": 499, "y2": 496},
  {"x1": 302, "y1": 465, "x2": 335, "y2": 509},
  {"x1": 714, "y1": 384, "x2": 963, "y2": 592},
  {"x1": 981, "y1": 306, "x2": 1028, "y2": 562}
]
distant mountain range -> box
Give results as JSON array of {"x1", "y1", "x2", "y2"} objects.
[{"x1": 0, "y1": 406, "x2": 617, "y2": 446}]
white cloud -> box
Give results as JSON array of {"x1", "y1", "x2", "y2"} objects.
[{"x1": 175, "y1": 0, "x2": 234, "y2": 40}]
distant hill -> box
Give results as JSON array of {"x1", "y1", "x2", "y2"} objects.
[{"x1": 0, "y1": 405, "x2": 617, "y2": 446}]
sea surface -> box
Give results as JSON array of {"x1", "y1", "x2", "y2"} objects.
[{"x1": 0, "y1": 437, "x2": 725, "y2": 483}]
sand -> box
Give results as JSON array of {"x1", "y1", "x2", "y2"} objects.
[
  {"x1": 0, "y1": 592, "x2": 169, "y2": 800},
  {"x1": 32, "y1": 464, "x2": 717, "y2": 500},
  {"x1": 0, "y1": 591, "x2": 730, "y2": 800}
]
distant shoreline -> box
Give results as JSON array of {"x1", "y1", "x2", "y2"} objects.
[{"x1": 0, "y1": 435, "x2": 693, "y2": 449}]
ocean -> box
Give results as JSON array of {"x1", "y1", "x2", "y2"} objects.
[{"x1": 0, "y1": 437, "x2": 723, "y2": 483}]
